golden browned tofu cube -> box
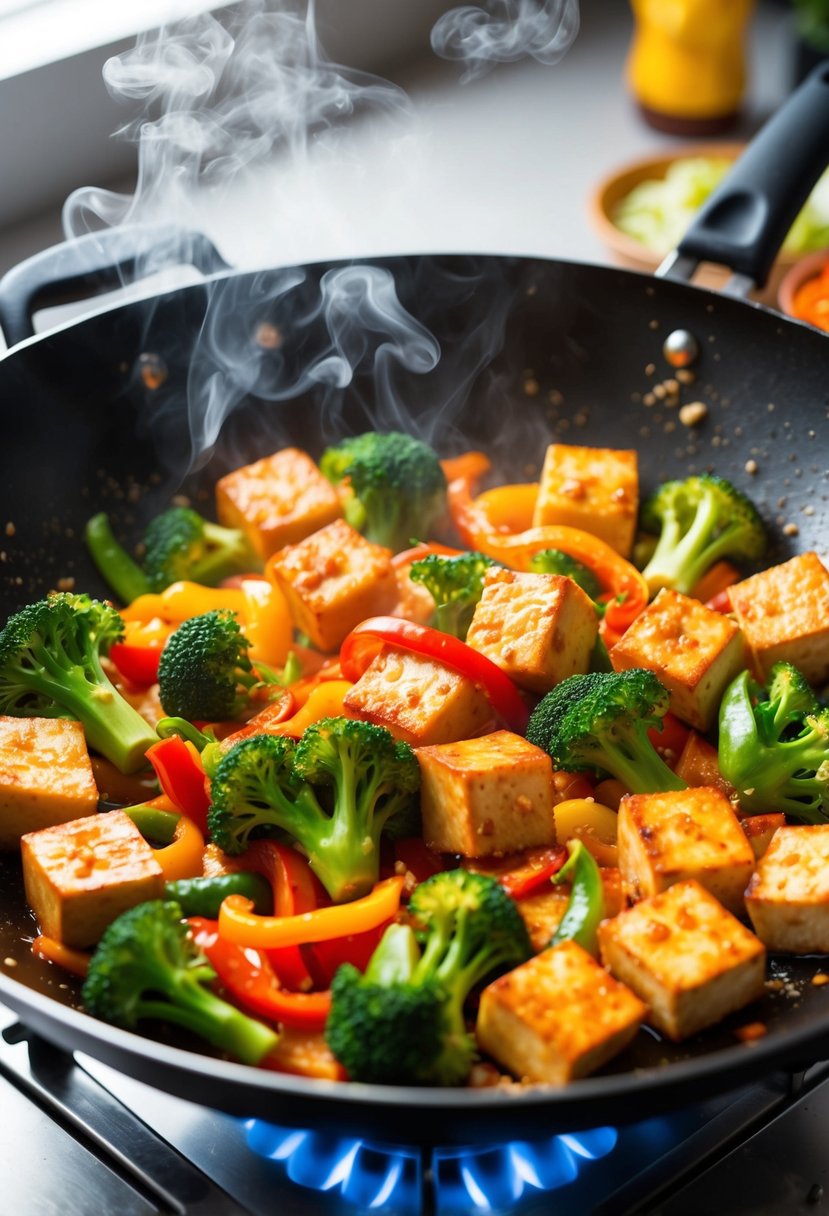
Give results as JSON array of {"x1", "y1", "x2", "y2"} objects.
[
  {"x1": 267, "y1": 518, "x2": 397, "y2": 652},
  {"x1": 216, "y1": 447, "x2": 342, "y2": 559},
  {"x1": 343, "y1": 649, "x2": 494, "y2": 746},
  {"x1": 417, "y1": 731, "x2": 556, "y2": 857},
  {"x1": 610, "y1": 588, "x2": 745, "y2": 731},
  {"x1": 740, "y1": 813, "x2": 787, "y2": 861},
  {"x1": 727, "y1": 552, "x2": 829, "y2": 685},
  {"x1": 517, "y1": 868, "x2": 624, "y2": 952},
  {"x1": 618, "y1": 786, "x2": 755, "y2": 916},
  {"x1": 532, "y1": 444, "x2": 639, "y2": 557},
  {"x1": 477, "y1": 940, "x2": 646, "y2": 1084},
  {"x1": 0, "y1": 717, "x2": 98, "y2": 850},
  {"x1": 465, "y1": 568, "x2": 598, "y2": 694},
  {"x1": 745, "y1": 826, "x2": 829, "y2": 953},
  {"x1": 21, "y1": 810, "x2": 165, "y2": 948},
  {"x1": 598, "y1": 879, "x2": 766, "y2": 1041}
]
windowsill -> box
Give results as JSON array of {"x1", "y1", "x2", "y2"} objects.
[{"x1": 0, "y1": 0, "x2": 220, "y2": 80}]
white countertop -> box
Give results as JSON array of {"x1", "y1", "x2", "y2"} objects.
[{"x1": 0, "y1": 1, "x2": 794, "y2": 293}]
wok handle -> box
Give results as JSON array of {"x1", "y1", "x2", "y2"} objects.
[
  {"x1": 0, "y1": 225, "x2": 230, "y2": 349},
  {"x1": 659, "y1": 63, "x2": 829, "y2": 292}
]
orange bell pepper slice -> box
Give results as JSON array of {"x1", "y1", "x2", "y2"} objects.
[
  {"x1": 218, "y1": 875, "x2": 405, "y2": 949},
  {"x1": 240, "y1": 577, "x2": 293, "y2": 668},
  {"x1": 151, "y1": 814, "x2": 206, "y2": 882},
  {"x1": 32, "y1": 936, "x2": 91, "y2": 978},
  {"x1": 268, "y1": 680, "x2": 354, "y2": 738},
  {"x1": 122, "y1": 582, "x2": 247, "y2": 623}
]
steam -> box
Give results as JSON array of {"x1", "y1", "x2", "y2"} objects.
[
  {"x1": 431, "y1": 0, "x2": 579, "y2": 80},
  {"x1": 187, "y1": 263, "x2": 441, "y2": 462},
  {"x1": 60, "y1": 0, "x2": 580, "y2": 480},
  {"x1": 63, "y1": 2, "x2": 410, "y2": 238}
]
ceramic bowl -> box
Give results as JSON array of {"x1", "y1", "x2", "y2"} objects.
[{"x1": 588, "y1": 143, "x2": 797, "y2": 305}]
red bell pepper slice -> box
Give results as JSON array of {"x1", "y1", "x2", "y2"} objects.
[
  {"x1": 497, "y1": 847, "x2": 569, "y2": 899},
  {"x1": 393, "y1": 837, "x2": 446, "y2": 885},
  {"x1": 239, "y1": 841, "x2": 324, "y2": 992},
  {"x1": 339, "y1": 617, "x2": 529, "y2": 734},
  {"x1": 307, "y1": 920, "x2": 392, "y2": 988},
  {"x1": 146, "y1": 735, "x2": 210, "y2": 835},
  {"x1": 188, "y1": 918, "x2": 332, "y2": 1032},
  {"x1": 647, "y1": 712, "x2": 690, "y2": 764},
  {"x1": 109, "y1": 641, "x2": 163, "y2": 686}
]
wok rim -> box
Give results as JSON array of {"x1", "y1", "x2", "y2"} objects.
[
  {"x1": 1, "y1": 248, "x2": 825, "y2": 365},
  {"x1": 2, "y1": 962, "x2": 828, "y2": 1124}
]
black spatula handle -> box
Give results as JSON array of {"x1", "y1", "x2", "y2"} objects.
[{"x1": 674, "y1": 64, "x2": 829, "y2": 288}]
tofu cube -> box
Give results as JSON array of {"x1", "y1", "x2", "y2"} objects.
[
  {"x1": 0, "y1": 717, "x2": 98, "y2": 849},
  {"x1": 416, "y1": 731, "x2": 556, "y2": 856},
  {"x1": 532, "y1": 444, "x2": 639, "y2": 557},
  {"x1": 517, "y1": 868, "x2": 624, "y2": 951},
  {"x1": 477, "y1": 940, "x2": 647, "y2": 1084},
  {"x1": 598, "y1": 879, "x2": 766, "y2": 1041},
  {"x1": 343, "y1": 649, "x2": 494, "y2": 746},
  {"x1": 465, "y1": 568, "x2": 598, "y2": 694},
  {"x1": 618, "y1": 786, "x2": 755, "y2": 916},
  {"x1": 727, "y1": 552, "x2": 829, "y2": 686},
  {"x1": 745, "y1": 826, "x2": 829, "y2": 953},
  {"x1": 610, "y1": 588, "x2": 745, "y2": 731},
  {"x1": 216, "y1": 447, "x2": 342, "y2": 559},
  {"x1": 267, "y1": 518, "x2": 397, "y2": 652},
  {"x1": 21, "y1": 810, "x2": 165, "y2": 947}
]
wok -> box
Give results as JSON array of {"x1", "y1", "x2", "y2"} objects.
[{"x1": 0, "y1": 67, "x2": 826, "y2": 1145}]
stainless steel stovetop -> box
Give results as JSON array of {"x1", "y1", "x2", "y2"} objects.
[{"x1": 2, "y1": 1002, "x2": 827, "y2": 1216}]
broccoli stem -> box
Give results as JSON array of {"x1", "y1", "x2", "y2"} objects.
[
  {"x1": 301, "y1": 750, "x2": 396, "y2": 903},
  {"x1": 586, "y1": 729, "x2": 686, "y2": 794},
  {"x1": 24, "y1": 640, "x2": 157, "y2": 773},
  {"x1": 138, "y1": 975, "x2": 277, "y2": 1066},
  {"x1": 85, "y1": 514, "x2": 151, "y2": 604}
]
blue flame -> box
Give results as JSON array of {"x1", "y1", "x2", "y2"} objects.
[{"x1": 244, "y1": 1118, "x2": 617, "y2": 1213}]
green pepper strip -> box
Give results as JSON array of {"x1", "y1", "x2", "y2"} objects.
[
  {"x1": 165, "y1": 873, "x2": 274, "y2": 918},
  {"x1": 550, "y1": 839, "x2": 605, "y2": 957},
  {"x1": 717, "y1": 670, "x2": 761, "y2": 791},
  {"x1": 85, "y1": 513, "x2": 151, "y2": 605},
  {"x1": 156, "y1": 717, "x2": 216, "y2": 752},
  {"x1": 124, "y1": 803, "x2": 181, "y2": 846}
]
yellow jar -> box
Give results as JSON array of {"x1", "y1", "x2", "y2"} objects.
[{"x1": 627, "y1": 0, "x2": 756, "y2": 134}]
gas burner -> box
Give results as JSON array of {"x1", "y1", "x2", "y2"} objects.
[{"x1": 244, "y1": 1117, "x2": 617, "y2": 1212}]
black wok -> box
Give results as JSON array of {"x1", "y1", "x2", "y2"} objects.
[{"x1": 0, "y1": 68, "x2": 826, "y2": 1145}]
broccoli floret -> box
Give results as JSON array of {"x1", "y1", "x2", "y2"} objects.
[
  {"x1": 82, "y1": 900, "x2": 277, "y2": 1065},
  {"x1": 320, "y1": 431, "x2": 447, "y2": 553},
  {"x1": 408, "y1": 551, "x2": 495, "y2": 639},
  {"x1": 526, "y1": 669, "x2": 687, "y2": 793},
  {"x1": 640, "y1": 474, "x2": 765, "y2": 596},
  {"x1": 325, "y1": 869, "x2": 531, "y2": 1085},
  {"x1": 207, "y1": 718, "x2": 420, "y2": 902},
  {"x1": 142, "y1": 507, "x2": 260, "y2": 592},
  {"x1": 0, "y1": 592, "x2": 157, "y2": 773},
  {"x1": 718, "y1": 665, "x2": 828, "y2": 821},
  {"x1": 529, "y1": 549, "x2": 603, "y2": 601},
  {"x1": 157, "y1": 609, "x2": 276, "y2": 722}
]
